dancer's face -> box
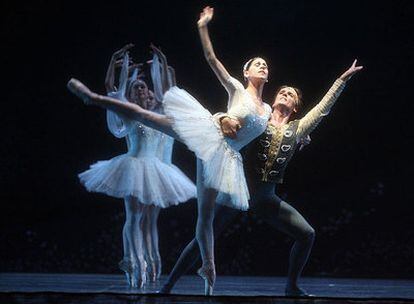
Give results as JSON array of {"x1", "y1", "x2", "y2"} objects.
[
  {"x1": 129, "y1": 80, "x2": 149, "y2": 104},
  {"x1": 272, "y1": 87, "x2": 299, "y2": 112},
  {"x1": 244, "y1": 58, "x2": 268, "y2": 83},
  {"x1": 146, "y1": 90, "x2": 157, "y2": 111}
]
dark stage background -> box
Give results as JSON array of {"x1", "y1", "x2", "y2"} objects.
[{"x1": 1, "y1": 0, "x2": 412, "y2": 278}]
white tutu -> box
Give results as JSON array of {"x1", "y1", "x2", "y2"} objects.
[
  {"x1": 79, "y1": 154, "x2": 196, "y2": 208},
  {"x1": 163, "y1": 87, "x2": 250, "y2": 210}
]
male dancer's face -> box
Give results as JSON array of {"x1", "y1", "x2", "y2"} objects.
[{"x1": 272, "y1": 87, "x2": 299, "y2": 113}]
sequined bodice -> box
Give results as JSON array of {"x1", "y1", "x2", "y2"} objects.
[
  {"x1": 225, "y1": 103, "x2": 271, "y2": 151},
  {"x1": 126, "y1": 123, "x2": 165, "y2": 158},
  {"x1": 223, "y1": 78, "x2": 271, "y2": 151}
]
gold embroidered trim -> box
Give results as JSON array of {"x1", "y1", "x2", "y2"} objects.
[{"x1": 262, "y1": 124, "x2": 282, "y2": 181}]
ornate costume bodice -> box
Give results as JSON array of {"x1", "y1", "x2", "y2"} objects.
[
  {"x1": 245, "y1": 121, "x2": 300, "y2": 184},
  {"x1": 221, "y1": 77, "x2": 272, "y2": 151},
  {"x1": 126, "y1": 124, "x2": 165, "y2": 158}
]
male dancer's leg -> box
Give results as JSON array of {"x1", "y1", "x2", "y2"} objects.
[{"x1": 252, "y1": 184, "x2": 315, "y2": 296}]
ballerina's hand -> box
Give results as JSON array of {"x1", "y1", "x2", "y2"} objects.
[
  {"x1": 197, "y1": 6, "x2": 214, "y2": 27},
  {"x1": 114, "y1": 57, "x2": 136, "y2": 69},
  {"x1": 149, "y1": 43, "x2": 167, "y2": 60},
  {"x1": 220, "y1": 116, "x2": 241, "y2": 139},
  {"x1": 299, "y1": 135, "x2": 311, "y2": 151},
  {"x1": 111, "y1": 43, "x2": 134, "y2": 61},
  {"x1": 339, "y1": 59, "x2": 363, "y2": 82}
]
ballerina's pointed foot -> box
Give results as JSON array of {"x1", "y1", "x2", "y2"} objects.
[
  {"x1": 119, "y1": 259, "x2": 146, "y2": 289},
  {"x1": 147, "y1": 261, "x2": 157, "y2": 283},
  {"x1": 285, "y1": 285, "x2": 313, "y2": 297},
  {"x1": 119, "y1": 259, "x2": 135, "y2": 287},
  {"x1": 66, "y1": 78, "x2": 96, "y2": 105},
  {"x1": 155, "y1": 257, "x2": 162, "y2": 280},
  {"x1": 197, "y1": 264, "x2": 216, "y2": 296}
]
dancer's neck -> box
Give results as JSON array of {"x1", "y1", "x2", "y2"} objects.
[
  {"x1": 269, "y1": 105, "x2": 292, "y2": 126},
  {"x1": 245, "y1": 80, "x2": 264, "y2": 105}
]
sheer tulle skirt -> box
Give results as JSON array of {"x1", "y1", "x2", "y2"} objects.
[
  {"x1": 79, "y1": 155, "x2": 196, "y2": 207},
  {"x1": 163, "y1": 87, "x2": 249, "y2": 210}
]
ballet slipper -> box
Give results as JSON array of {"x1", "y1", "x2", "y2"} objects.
[
  {"x1": 67, "y1": 78, "x2": 97, "y2": 105},
  {"x1": 197, "y1": 262, "x2": 216, "y2": 296},
  {"x1": 119, "y1": 258, "x2": 147, "y2": 288},
  {"x1": 154, "y1": 256, "x2": 162, "y2": 280},
  {"x1": 118, "y1": 259, "x2": 135, "y2": 287},
  {"x1": 146, "y1": 260, "x2": 157, "y2": 283}
]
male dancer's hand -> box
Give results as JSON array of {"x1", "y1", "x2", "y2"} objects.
[
  {"x1": 339, "y1": 59, "x2": 363, "y2": 81},
  {"x1": 220, "y1": 116, "x2": 241, "y2": 139}
]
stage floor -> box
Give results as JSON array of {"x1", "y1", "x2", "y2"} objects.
[{"x1": 1, "y1": 273, "x2": 413, "y2": 303}]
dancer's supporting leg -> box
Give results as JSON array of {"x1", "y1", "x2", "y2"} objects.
[
  {"x1": 149, "y1": 206, "x2": 162, "y2": 280},
  {"x1": 142, "y1": 205, "x2": 157, "y2": 282},
  {"x1": 277, "y1": 201, "x2": 315, "y2": 296},
  {"x1": 120, "y1": 207, "x2": 134, "y2": 286},
  {"x1": 121, "y1": 197, "x2": 147, "y2": 288},
  {"x1": 160, "y1": 204, "x2": 239, "y2": 293},
  {"x1": 253, "y1": 183, "x2": 315, "y2": 296},
  {"x1": 142, "y1": 205, "x2": 161, "y2": 282},
  {"x1": 195, "y1": 159, "x2": 218, "y2": 295}
]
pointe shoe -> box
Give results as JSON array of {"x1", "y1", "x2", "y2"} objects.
[
  {"x1": 133, "y1": 260, "x2": 146, "y2": 288},
  {"x1": 66, "y1": 78, "x2": 96, "y2": 105},
  {"x1": 118, "y1": 259, "x2": 134, "y2": 287},
  {"x1": 285, "y1": 285, "x2": 313, "y2": 297},
  {"x1": 119, "y1": 259, "x2": 146, "y2": 289},
  {"x1": 154, "y1": 257, "x2": 162, "y2": 280},
  {"x1": 146, "y1": 261, "x2": 157, "y2": 283},
  {"x1": 197, "y1": 265, "x2": 216, "y2": 296}
]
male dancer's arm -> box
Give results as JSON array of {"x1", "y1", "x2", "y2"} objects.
[{"x1": 296, "y1": 60, "x2": 363, "y2": 139}]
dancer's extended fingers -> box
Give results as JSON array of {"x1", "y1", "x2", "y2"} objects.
[{"x1": 122, "y1": 43, "x2": 134, "y2": 52}]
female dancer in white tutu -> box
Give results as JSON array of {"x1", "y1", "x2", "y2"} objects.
[
  {"x1": 68, "y1": 6, "x2": 271, "y2": 294},
  {"x1": 105, "y1": 45, "x2": 169, "y2": 283},
  {"x1": 78, "y1": 45, "x2": 196, "y2": 287}
]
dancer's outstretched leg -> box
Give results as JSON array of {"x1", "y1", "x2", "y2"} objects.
[
  {"x1": 258, "y1": 197, "x2": 315, "y2": 297},
  {"x1": 123, "y1": 197, "x2": 147, "y2": 288},
  {"x1": 67, "y1": 79, "x2": 179, "y2": 139},
  {"x1": 160, "y1": 204, "x2": 239, "y2": 294}
]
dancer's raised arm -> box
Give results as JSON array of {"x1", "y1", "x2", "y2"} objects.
[
  {"x1": 297, "y1": 59, "x2": 363, "y2": 139},
  {"x1": 197, "y1": 6, "x2": 234, "y2": 92},
  {"x1": 104, "y1": 44, "x2": 134, "y2": 93},
  {"x1": 168, "y1": 66, "x2": 176, "y2": 87},
  {"x1": 150, "y1": 44, "x2": 171, "y2": 94}
]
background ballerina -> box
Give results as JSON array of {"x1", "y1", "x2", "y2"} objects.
[{"x1": 77, "y1": 45, "x2": 196, "y2": 288}]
